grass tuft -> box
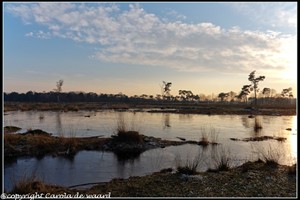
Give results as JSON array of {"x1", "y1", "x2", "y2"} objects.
[
  {"x1": 199, "y1": 127, "x2": 209, "y2": 146},
  {"x1": 199, "y1": 126, "x2": 219, "y2": 146},
  {"x1": 253, "y1": 144, "x2": 284, "y2": 167},
  {"x1": 11, "y1": 171, "x2": 43, "y2": 194},
  {"x1": 208, "y1": 146, "x2": 232, "y2": 172},
  {"x1": 175, "y1": 148, "x2": 203, "y2": 175},
  {"x1": 112, "y1": 113, "x2": 143, "y2": 144}
]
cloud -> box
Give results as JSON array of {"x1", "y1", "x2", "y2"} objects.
[
  {"x1": 6, "y1": 3, "x2": 296, "y2": 74},
  {"x1": 25, "y1": 30, "x2": 51, "y2": 39},
  {"x1": 232, "y1": 2, "x2": 297, "y2": 30},
  {"x1": 165, "y1": 9, "x2": 187, "y2": 21}
]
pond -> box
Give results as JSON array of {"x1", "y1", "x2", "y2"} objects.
[{"x1": 4, "y1": 110, "x2": 297, "y2": 192}]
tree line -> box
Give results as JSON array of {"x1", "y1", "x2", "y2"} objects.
[
  {"x1": 4, "y1": 71, "x2": 295, "y2": 104},
  {"x1": 160, "y1": 71, "x2": 295, "y2": 105}
]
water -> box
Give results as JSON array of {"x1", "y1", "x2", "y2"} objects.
[{"x1": 4, "y1": 110, "x2": 297, "y2": 192}]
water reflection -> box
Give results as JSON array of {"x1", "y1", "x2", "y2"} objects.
[
  {"x1": 4, "y1": 111, "x2": 297, "y2": 191},
  {"x1": 56, "y1": 112, "x2": 63, "y2": 137},
  {"x1": 178, "y1": 114, "x2": 193, "y2": 121},
  {"x1": 114, "y1": 151, "x2": 141, "y2": 163},
  {"x1": 163, "y1": 113, "x2": 171, "y2": 129},
  {"x1": 39, "y1": 113, "x2": 45, "y2": 123},
  {"x1": 253, "y1": 116, "x2": 263, "y2": 136},
  {"x1": 241, "y1": 116, "x2": 251, "y2": 128}
]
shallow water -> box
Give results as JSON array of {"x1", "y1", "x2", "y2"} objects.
[{"x1": 4, "y1": 110, "x2": 297, "y2": 192}]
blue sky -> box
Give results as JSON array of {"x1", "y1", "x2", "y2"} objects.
[{"x1": 3, "y1": 2, "x2": 297, "y2": 97}]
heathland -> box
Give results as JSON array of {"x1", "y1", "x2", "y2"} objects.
[{"x1": 3, "y1": 101, "x2": 297, "y2": 197}]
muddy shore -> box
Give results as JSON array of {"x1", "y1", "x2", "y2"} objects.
[
  {"x1": 7, "y1": 161, "x2": 296, "y2": 197},
  {"x1": 4, "y1": 128, "x2": 216, "y2": 160}
]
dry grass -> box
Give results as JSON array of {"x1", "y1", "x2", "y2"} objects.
[
  {"x1": 11, "y1": 171, "x2": 42, "y2": 194},
  {"x1": 209, "y1": 126, "x2": 219, "y2": 144},
  {"x1": 253, "y1": 143, "x2": 285, "y2": 167},
  {"x1": 112, "y1": 113, "x2": 143, "y2": 144},
  {"x1": 4, "y1": 126, "x2": 22, "y2": 134},
  {"x1": 175, "y1": 148, "x2": 204, "y2": 175},
  {"x1": 199, "y1": 126, "x2": 219, "y2": 146},
  {"x1": 208, "y1": 145, "x2": 232, "y2": 172},
  {"x1": 9, "y1": 170, "x2": 75, "y2": 194},
  {"x1": 199, "y1": 127, "x2": 209, "y2": 146},
  {"x1": 4, "y1": 131, "x2": 107, "y2": 158}
]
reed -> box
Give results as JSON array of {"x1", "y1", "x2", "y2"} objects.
[
  {"x1": 255, "y1": 143, "x2": 283, "y2": 167},
  {"x1": 11, "y1": 171, "x2": 43, "y2": 194},
  {"x1": 113, "y1": 113, "x2": 143, "y2": 144},
  {"x1": 208, "y1": 145, "x2": 232, "y2": 172},
  {"x1": 175, "y1": 148, "x2": 204, "y2": 175}
]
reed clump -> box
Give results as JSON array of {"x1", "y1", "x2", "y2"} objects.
[
  {"x1": 207, "y1": 146, "x2": 232, "y2": 172},
  {"x1": 112, "y1": 114, "x2": 143, "y2": 144},
  {"x1": 175, "y1": 149, "x2": 204, "y2": 175}
]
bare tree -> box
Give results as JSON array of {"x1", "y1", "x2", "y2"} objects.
[
  {"x1": 54, "y1": 79, "x2": 64, "y2": 93},
  {"x1": 53, "y1": 79, "x2": 64, "y2": 102}
]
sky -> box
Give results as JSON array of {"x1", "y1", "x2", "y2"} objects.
[{"x1": 3, "y1": 2, "x2": 297, "y2": 97}]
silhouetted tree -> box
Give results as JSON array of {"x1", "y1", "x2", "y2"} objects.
[
  {"x1": 54, "y1": 79, "x2": 64, "y2": 93},
  {"x1": 162, "y1": 81, "x2": 172, "y2": 100},
  {"x1": 228, "y1": 91, "x2": 237, "y2": 102},
  {"x1": 179, "y1": 90, "x2": 194, "y2": 101},
  {"x1": 53, "y1": 79, "x2": 64, "y2": 102},
  {"x1": 281, "y1": 87, "x2": 293, "y2": 98},
  {"x1": 218, "y1": 92, "x2": 229, "y2": 102},
  {"x1": 262, "y1": 87, "x2": 271, "y2": 98},
  {"x1": 237, "y1": 84, "x2": 252, "y2": 102},
  {"x1": 248, "y1": 71, "x2": 265, "y2": 105}
]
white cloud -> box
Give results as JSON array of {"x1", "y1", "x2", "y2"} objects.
[
  {"x1": 25, "y1": 32, "x2": 34, "y2": 37},
  {"x1": 232, "y1": 2, "x2": 297, "y2": 30},
  {"x1": 6, "y1": 3, "x2": 296, "y2": 75},
  {"x1": 25, "y1": 30, "x2": 51, "y2": 39},
  {"x1": 165, "y1": 9, "x2": 187, "y2": 21}
]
